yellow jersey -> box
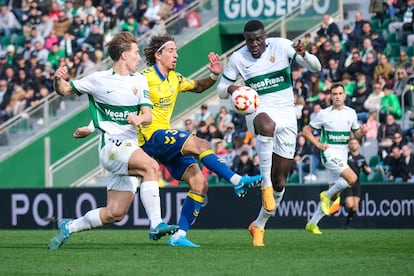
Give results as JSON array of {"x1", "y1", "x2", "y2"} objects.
[{"x1": 138, "y1": 64, "x2": 195, "y2": 146}]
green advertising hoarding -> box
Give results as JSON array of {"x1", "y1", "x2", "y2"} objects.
[{"x1": 219, "y1": 0, "x2": 340, "y2": 34}]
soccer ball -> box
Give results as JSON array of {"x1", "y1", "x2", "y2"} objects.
[{"x1": 230, "y1": 86, "x2": 259, "y2": 115}]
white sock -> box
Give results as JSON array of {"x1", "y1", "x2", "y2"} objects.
[
  {"x1": 230, "y1": 174, "x2": 242, "y2": 185},
  {"x1": 172, "y1": 229, "x2": 186, "y2": 239},
  {"x1": 309, "y1": 205, "x2": 325, "y2": 225},
  {"x1": 255, "y1": 135, "x2": 273, "y2": 188},
  {"x1": 274, "y1": 188, "x2": 285, "y2": 207},
  {"x1": 140, "y1": 181, "x2": 162, "y2": 229},
  {"x1": 254, "y1": 207, "x2": 273, "y2": 229},
  {"x1": 67, "y1": 208, "x2": 103, "y2": 233},
  {"x1": 326, "y1": 178, "x2": 349, "y2": 198}
]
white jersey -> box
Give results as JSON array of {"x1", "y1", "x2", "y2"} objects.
[
  {"x1": 310, "y1": 106, "x2": 359, "y2": 163},
  {"x1": 223, "y1": 37, "x2": 297, "y2": 110},
  {"x1": 70, "y1": 68, "x2": 153, "y2": 144}
]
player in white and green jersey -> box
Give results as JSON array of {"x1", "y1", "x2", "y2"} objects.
[
  {"x1": 217, "y1": 20, "x2": 321, "y2": 246},
  {"x1": 48, "y1": 32, "x2": 178, "y2": 250},
  {"x1": 303, "y1": 84, "x2": 367, "y2": 234}
]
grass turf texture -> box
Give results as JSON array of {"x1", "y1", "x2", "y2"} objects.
[{"x1": 0, "y1": 229, "x2": 413, "y2": 275}]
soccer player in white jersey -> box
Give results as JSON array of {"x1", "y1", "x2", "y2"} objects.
[
  {"x1": 48, "y1": 32, "x2": 178, "y2": 250},
  {"x1": 217, "y1": 20, "x2": 321, "y2": 246},
  {"x1": 303, "y1": 84, "x2": 367, "y2": 234}
]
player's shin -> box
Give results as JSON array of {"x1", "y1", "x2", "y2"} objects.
[
  {"x1": 177, "y1": 192, "x2": 204, "y2": 232},
  {"x1": 255, "y1": 135, "x2": 273, "y2": 188}
]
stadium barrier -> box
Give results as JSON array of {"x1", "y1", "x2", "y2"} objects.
[{"x1": 1, "y1": 183, "x2": 413, "y2": 229}]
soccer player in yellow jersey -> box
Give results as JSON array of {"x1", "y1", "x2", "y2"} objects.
[{"x1": 140, "y1": 35, "x2": 263, "y2": 247}]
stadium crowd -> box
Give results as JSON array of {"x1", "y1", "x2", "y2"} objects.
[{"x1": 0, "y1": 0, "x2": 414, "y2": 184}]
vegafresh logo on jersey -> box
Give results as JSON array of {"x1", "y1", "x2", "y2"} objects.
[{"x1": 231, "y1": 86, "x2": 258, "y2": 115}]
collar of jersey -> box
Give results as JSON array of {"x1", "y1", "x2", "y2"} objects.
[{"x1": 153, "y1": 63, "x2": 167, "y2": 81}]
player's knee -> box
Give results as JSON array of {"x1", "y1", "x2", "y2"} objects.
[
  {"x1": 348, "y1": 174, "x2": 358, "y2": 186},
  {"x1": 144, "y1": 159, "x2": 160, "y2": 179}
]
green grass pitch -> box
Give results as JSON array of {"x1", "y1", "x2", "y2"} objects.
[{"x1": 1, "y1": 229, "x2": 413, "y2": 275}]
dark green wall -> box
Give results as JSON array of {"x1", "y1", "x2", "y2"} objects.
[{"x1": 0, "y1": 108, "x2": 96, "y2": 188}]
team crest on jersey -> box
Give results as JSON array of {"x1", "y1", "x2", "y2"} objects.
[
  {"x1": 179, "y1": 133, "x2": 186, "y2": 138},
  {"x1": 269, "y1": 55, "x2": 275, "y2": 63},
  {"x1": 125, "y1": 142, "x2": 132, "y2": 147},
  {"x1": 132, "y1": 87, "x2": 138, "y2": 94}
]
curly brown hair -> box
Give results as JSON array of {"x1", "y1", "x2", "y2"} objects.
[{"x1": 144, "y1": 35, "x2": 175, "y2": 66}]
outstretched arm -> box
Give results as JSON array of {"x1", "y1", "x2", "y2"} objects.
[
  {"x1": 293, "y1": 40, "x2": 322, "y2": 72},
  {"x1": 193, "y1": 52, "x2": 222, "y2": 93},
  {"x1": 54, "y1": 66, "x2": 75, "y2": 96},
  {"x1": 73, "y1": 121, "x2": 95, "y2": 139}
]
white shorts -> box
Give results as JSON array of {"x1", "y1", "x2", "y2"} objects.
[
  {"x1": 246, "y1": 106, "x2": 297, "y2": 159},
  {"x1": 99, "y1": 139, "x2": 141, "y2": 192},
  {"x1": 321, "y1": 149, "x2": 349, "y2": 183},
  {"x1": 107, "y1": 175, "x2": 141, "y2": 192}
]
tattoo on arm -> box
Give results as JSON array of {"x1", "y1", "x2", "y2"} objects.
[{"x1": 193, "y1": 77, "x2": 216, "y2": 93}]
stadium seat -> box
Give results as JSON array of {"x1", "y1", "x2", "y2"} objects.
[
  {"x1": 371, "y1": 18, "x2": 382, "y2": 33},
  {"x1": 287, "y1": 173, "x2": 299, "y2": 183},
  {"x1": 369, "y1": 155, "x2": 380, "y2": 168},
  {"x1": 359, "y1": 172, "x2": 369, "y2": 183},
  {"x1": 406, "y1": 45, "x2": 414, "y2": 58}
]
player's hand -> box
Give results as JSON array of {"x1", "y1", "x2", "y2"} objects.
[
  {"x1": 127, "y1": 114, "x2": 142, "y2": 127},
  {"x1": 293, "y1": 40, "x2": 306, "y2": 57},
  {"x1": 54, "y1": 66, "x2": 69, "y2": 80},
  {"x1": 206, "y1": 52, "x2": 222, "y2": 76},
  {"x1": 73, "y1": 126, "x2": 92, "y2": 139},
  {"x1": 318, "y1": 142, "x2": 329, "y2": 151}
]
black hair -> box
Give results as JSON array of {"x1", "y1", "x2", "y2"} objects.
[{"x1": 244, "y1": 20, "x2": 264, "y2": 33}]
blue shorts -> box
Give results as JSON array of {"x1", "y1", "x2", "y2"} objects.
[{"x1": 142, "y1": 129, "x2": 197, "y2": 180}]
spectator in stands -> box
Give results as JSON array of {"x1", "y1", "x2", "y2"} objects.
[
  {"x1": 157, "y1": 0, "x2": 174, "y2": 23},
  {"x1": 393, "y1": 68, "x2": 412, "y2": 108},
  {"x1": 370, "y1": 0, "x2": 387, "y2": 22},
  {"x1": 215, "y1": 105, "x2": 232, "y2": 133},
  {"x1": 76, "y1": 52, "x2": 95, "y2": 77},
  {"x1": 298, "y1": 104, "x2": 311, "y2": 132},
  {"x1": 110, "y1": 0, "x2": 126, "y2": 23},
  {"x1": 31, "y1": 40, "x2": 49, "y2": 65},
  {"x1": 0, "y1": 5, "x2": 21, "y2": 37},
  {"x1": 383, "y1": 146, "x2": 405, "y2": 182},
  {"x1": 84, "y1": 24, "x2": 104, "y2": 52},
  {"x1": 327, "y1": 57, "x2": 344, "y2": 83},
  {"x1": 37, "y1": 13, "x2": 54, "y2": 39},
  {"x1": 223, "y1": 122, "x2": 235, "y2": 145},
  {"x1": 6, "y1": 82, "x2": 26, "y2": 118},
  {"x1": 355, "y1": 21, "x2": 374, "y2": 49},
  {"x1": 23, "y1": 84, "x2": 40, "y2": 110},
  {"x1": 231, "y1": 112, "x2": 248, "y2": 139},
  {"x1": 364, "y1": 82, "x2": 385, "y2": 113},
  {"x1": 388, "y1": 0, "x2": 414, "y2": 34},
  {"x1": 361, "y1": 52, "x2": 378, "y2": 85},
  {"x1": 62, "y1": 0, "x2": 77, "y2": 21},
  {"x1": 361, "y1": 38, "x2": 377, "y2": 63},
  {"x1": 133, "y1": 0, "x2": 149, "y2": 22},
  {"x1": 76, "y1": 0, "x2": 97, "y2": 22},
  {"x1": 294, "y1": 89, "x2": 305, "y2": 125},
  {"x1": 378, "y1": 113, "x2": 403, "y2": 158},
  {"x1": 3, "y1": 66, "x2": 16, "y2": 85},
  {"x1": 67, "y1": 15, "x2": 84, "y2": 51},
  {"x1": 23, "y1": 5, "x2": 42, "y2": 36},
  {"x1": 292, "y1": 133, "x2": 319, "y2": 182},
  {"x1": 331, "y1": 40, "x2": 346, "y2": 69},
  {"x1": 53, "y1": 11, "x2": 71, "y2": 40},
  {"x1": 208, "y1": 123, "x2": 224, "y2": 141},
  {"x1": 379, "y1": 84, "x2": 402, "y2": 122},
  {"x1": 21, "y1": 39, "x2": 34, "y2": 60},
  {"x1": 345, "y1": 50, "x2": 363, "y2": 81},
  {"x1": 374, "y1": 54, "x2": 394, "y2": 82},
  {"x1": 370, "y1": 31, "x2": 386, "y2": 54},
  {"x1": 401, "y1": 145, "x2": 414, "y2": 182},
  {"x1": 137, "y1": 16, "x2": 151, "y2": 36},
  {"x1": 170, "y1": 0, "x2": 189, "y2": 34},
  {"x1": 395, "y1": 51, "x2": 411, "y2": 70},
  {"x1": 232, "y1": 150, "x2": 260, "y2": 177},
  {"x1": 121, "y1": 14, "x2": 138, "y2": 34},
  {"x1": 316, "y1": 14, "x2": 341, "y2": 40},
  {"x1": 194, "y1": 104, "x2": 214, "y2": 126},
  {"x1": 0, "y1": 79, "x2": 11, "y2": 121},
  {"x1": 143, "y1": 0, "x2": 162, "y2": 28},
  {"x1": 366, "y1": 111, "x2": 380, "y2": 140},
  {"x1": 183, "y1": 118, "x2": 195, "y2": 133},
  {"x1": 342, "y1": 72, "x2": 355, "y2": 97},
  {"x1": 348, "y1": 73, "x2": 371, "y2": 123},
  {"x1": 351, "y1": 12, "x2": 367, "y2": 42},
  {"x1": 16, "y1": 69, "x2": 30, "y2": 89},
  {"x1": 318, "y1": 40, "x2": 333, "y2": 75},
  {"x1": 47, "y1": 43, "x2": 65, "y2": 70},
  {"x1": 195, "y1": 120, "x2": 211, "y2": 141}
]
